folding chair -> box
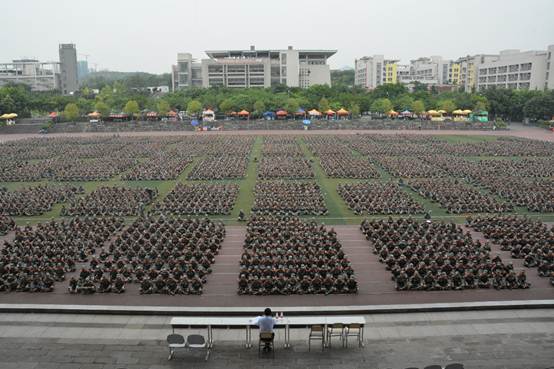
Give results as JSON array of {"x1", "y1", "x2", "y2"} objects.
[
  {"x1": 258, "y1": 332, "x2": 275, "y2": 358},
  {"x1": 187, "y1": 334, "x2": 210, "y2": 361},
  {"x1": 344, "y1": 323, "x2": 363, "y2": 348},
  {"x1": 326, "y1": 323, "x2": 345, "y2": 348},
  {"x1": 166, "y1": 334, "x2": 186, "y2": 360},
  {"x1": 308, "y1": 325, "x2": 325, "y2": 351},
  {"x1": 445, "y1": 364, "x2": 464, "y2": 369}
]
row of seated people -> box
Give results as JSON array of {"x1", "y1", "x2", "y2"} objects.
[
  {"x1": 0, "y1": 217, "x2": 124, "y2": 292},
  {"x1": 97, "y1": 216, "x2": 225, "y2": 294},
  {"x1": 467, "y1": 215, "x2": 554, "y2": 286},
  {"x1": 0, "y1": 215, "x2": 15, "y2": 235},
  {"x1": 238, "y1": 214, "x2": 357, "y2": 295},
  {"x1": 0, "y1": 185, "x2": 83, "y2": 216},
  {"x1": 252, "y1": 181, "x2": 328, "y2": 216},
  {"x1": 361, "y1": 217, "x2": 531, "y2": 291},
  {"x1": 151, "y1": 183, "x2": 239, "y2": 215},
  {"x1": 238, "y1": 273, "x2": 358, "y2": 295},
  {"x1": 337, "y1": 182, "x2": 425, "y2": 215},
  {"x1": 61, "y1": 187, "x2": 158, "y2": 217},
  {"x1": 68, "y1": 275, "x2": 125, "y2": 294},
  {"x1": 0, "y1": 269, "x2": 56, "y2": 292}
]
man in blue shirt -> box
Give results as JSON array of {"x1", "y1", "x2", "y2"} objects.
[{"x1": 252, "y1": 308, "x2": 276, "y2": 351}]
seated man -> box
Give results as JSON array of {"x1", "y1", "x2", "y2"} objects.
[{"x1": 251, "y1": 308, "x2": 277, "y2": 352}]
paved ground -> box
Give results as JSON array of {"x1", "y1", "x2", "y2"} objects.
[
  {"x1": 1, "y1": 123, "x2": 553, "y2": 143},
  {"x1": 0, "y1": 225, "x2": 552, "y2": 308},
  {"x1": 0, "y1": 309, "x2": 552, "y2": 369}
]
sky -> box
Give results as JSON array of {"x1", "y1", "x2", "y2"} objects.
[{"x1": 2, "y1": 0, "x2": 553, "y2": 74}]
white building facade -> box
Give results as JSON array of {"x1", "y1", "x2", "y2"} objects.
[
  {"x1": 476, "y1": 46, "x2": 554, "y2": 91},
  {"x1": 0, "y1": 59, "x2": 60, "y2": 91},
  {"x1": 172, "y1": 46, "x2": 335, "y2": 90},
  {"x1": 354, "y1": 55, "x2": 400, "y2": 89}
]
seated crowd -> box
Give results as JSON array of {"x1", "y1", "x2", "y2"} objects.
[
  {"x1": 0, "y1": 215, "x2": 15, "y2": 236},
  {"x1": 338, "y1": 182, "x2": 425, "y2": 215},
  {"x1": 258, "y1": 156, "x2": 314, "y2": 179},
  {"x1": 46, "y1": 157, "x2": 138, "y2": 181},
  {"x1": 361, "y1": 217, "x2": 530, "y2": 291},
  {"x1": 371, "y1": 156, "x2": 447, "y2": 178},
  {"x1": 70, "y1": 216, "x2": 225, "y2": 295},
  {"x1": 0, "y1": 217, "x2": 124, "y2": 292},
  {"x1": 151, "y1": 183, "x2": 239, "y2": 215},
  {"x1": 467, "y1": 215, "x2": 553, "y2": 286},
  {"x1": 187, "y1": 156, "x2": 249, "y2": 180},
  {"x1": 61, "y1": 186, "x2": 158, "y2": 217},
  {"x1": 0, "y1": 185, "x2": 84, "y2": 216},
  {"x1": 238, "y1": 214, "x2": 357, "y2": 295},
  {"x1": 407, "y1": 178, "x2": 513, "y2": 214},
  {"x1": 122, "y1": 155, "x2": 192, "y2": 180},
  {"x1": 252, "y1": 181, "x2": 327, "y2": 216}
]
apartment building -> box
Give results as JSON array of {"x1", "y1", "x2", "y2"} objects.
[
  {"x1": 0, "y1": 59, "x2": 60, "y2": 91},
  {"x1": 476, "y1": 45, "x2": 554, "y2": 91},
  {"x1": 354, "y1": 55, "x2": 400, "y2": 89}
]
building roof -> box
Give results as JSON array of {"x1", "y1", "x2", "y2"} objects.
[{"x1": 205, "y1": 49, "x2": 337, "y2": 59}]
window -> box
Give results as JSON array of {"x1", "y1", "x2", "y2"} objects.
[
  {"x1": 498, "y1": 66, "x2": 507, "y2": 73},
  {"x1": 488, "y1": 67, "x2": 497, "y2": 74},
  {"x1": 281, "y1": 54, "x2": 287, "y2": 65}
]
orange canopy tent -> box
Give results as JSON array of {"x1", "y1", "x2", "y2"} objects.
[
  {"x1": 49, "y1": 112, "x2": 58, "y2": 118},
  {"x1": 276, "y1": 110, "x2": 288, "y2": 116},
  {"x1": 325, "y1": 109, "x2": 336, "y2": 116},
  {"x1": 238, "y1": 110, "x2": 250, "y2": 116},
  {"x1": 337, "y1": 108, "x2": 349, "y2": 116},
  {"x1": 167, "y1": 110, "x2": 178, "y2": 117},
  {"x1": 388, "y1": 110, "x2": 399, "y2": 116},
  {"x1": 87, "y1": 111, "x2": 101, "y2": 118},
  {"x1": 308, "y1": 109, "x2": 321, "y2": 116}
]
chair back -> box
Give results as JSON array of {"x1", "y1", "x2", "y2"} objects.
[
  {"x1": 167, "y1": 334, "x2": 185, "y2": 345},
  {"x1": 445, "y1": 364, "x2": 464, "y2": 369},
  {"x1": 187, "y1": 334, "x2": 206, "y2": 347},
  {"x1": 310, "y1": 324, "x2": 323, "y2": 332},
  {"x1": 260, "y1": 332, "x2": 274, "y2": 341}
]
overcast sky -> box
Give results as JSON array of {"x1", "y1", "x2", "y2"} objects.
[{"x1": 2, "y1": 0, "x2": 553, "y2": 74}]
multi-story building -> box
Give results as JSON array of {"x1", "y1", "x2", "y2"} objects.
[
  {"x1": 354, "y1": 55, "x2": 400, "y2": 89},
  {"x1": 476, "y1": 45, "x2": 554, "y2": 91},
  {"x1": 0, "y1": 59, "x2": 60, "y2": 91},
  {"x1": 59, "y1": 43, "x2": 78, "y2": 94},
  {"x1": 454, "y1": 54, "x2": 500, "y2": 92},
  {"x1": 171, "y1": 46, "x2": 336, "y2": 90}
]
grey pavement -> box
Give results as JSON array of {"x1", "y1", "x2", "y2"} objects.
[{"x1": 0, "y1": 309, "x2": 553, "y2": 369}]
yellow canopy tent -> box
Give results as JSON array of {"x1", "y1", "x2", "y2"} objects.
[
  {"x1": 87, "y1": 111, "x2": 101, "y2": 118},
  {"x1": 337, "y1": 108, "x2": 349, "y2": 116},
  {"x1": 437, "y1": 109, "x2": 447, "y2": 114},
  {"x1": 462, "y1": 109, "x2": 472, "y2": 115},
  {"x1": 388, "y1": 110, "x2": 399, "y2": 116},
  {"x1": 0, "y1": 114, "x2": 10, "y2": 119},
  {"x1": 452, "y1": 109, "x2": 464, "y2": 115},
  {"x1": 427, "y1": 110, "x2": 439, "y2": 116}
]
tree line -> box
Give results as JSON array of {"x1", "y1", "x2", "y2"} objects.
[{"x1": 1, "y1": 81, "x2": 553, "y2": 122}]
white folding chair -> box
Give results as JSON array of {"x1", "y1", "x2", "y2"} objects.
[
  {"x1": 166, "y1": 334, "x2": 186, "y2": 360},
  {"x1": 187, "y1": 334, "x2": 210, "y2": 361}
]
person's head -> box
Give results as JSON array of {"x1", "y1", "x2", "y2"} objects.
[{"x1": 264, "y1": 308, "x2": 272, "y2": 316}]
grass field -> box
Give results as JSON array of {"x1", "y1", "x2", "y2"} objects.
[{"x1": 3, "y1": 134, "x2": 554, "y2": 226}]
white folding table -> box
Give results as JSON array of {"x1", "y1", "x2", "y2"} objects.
[{"x1": 170, "y1": 315, "x2": 366, "y2": 349}]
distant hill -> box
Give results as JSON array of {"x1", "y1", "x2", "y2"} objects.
[{"x1": 81, "y1": 71, "x2": 171, "y2": 89}]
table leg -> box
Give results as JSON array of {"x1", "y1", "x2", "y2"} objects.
[
  {"x1": 360, "y1": 326, "x2": 364, "y2": 347},
  {"x1": 285, "y1": 325, "x2": 289, "y2": 348},
  {"x1": 323, "y1": 324, "x2": 328, "y2": 348},
  {"x1": 208, "y1": 325, "x2": 213, "y2": 348}
]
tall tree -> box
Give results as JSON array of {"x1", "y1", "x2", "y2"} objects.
[
  {"x1": 438, "y1": 99, "x2": 456, "y2": 113},
  {"x1": 187, "y1": 99, "x2": 203, "y2": 115},
  {"x1": 156, "y1": 100, "x2": 170, "y2": 115},
  {"x1": 123, "y1": 100, "x2": 140, "y2": 118},
  {"x1": 371, "y1": 98, "x2": 393, "y2": 114},
  {"x1": 253, "y1": 100, "x2": 266, "y2": 114},
  {"x1": 318, "y1": 97, "x2": 330, "y2": 112},
  {"x1": 63, "y1": 103, "x2": 80, "y2": 122},
  {"x1": 411, "y1": 100, "x2": 426, "y2": 114},
  {"x1": 95, "y1": 101, "x2": 110, "y2": 117}
]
